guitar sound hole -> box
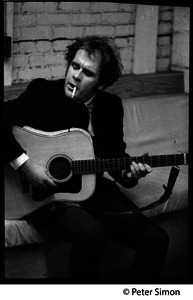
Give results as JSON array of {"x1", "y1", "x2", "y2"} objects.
[{"x1": 48, "y1": 156, "x2": 72, "y2": 181}]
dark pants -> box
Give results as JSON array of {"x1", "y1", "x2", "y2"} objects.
[{"x1": 29, "y1": 177, "x2": 169, "y2": 283}]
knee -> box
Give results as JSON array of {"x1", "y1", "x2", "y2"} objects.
[
  {"x1": 141, "y1": 222, "x2": 169, "y2": 250},
  {"x1": 84, "y1": 223, "x2": 105, "y2": 243},
  {"x1": 151, "y1": 225, "x2": 169, "y2": 252},
  {"x1": 75, "y1": 222, "x2": 105, "y2": 246},
  {"x1": 158, "y1": 227, "x2": 169, "y2": 249}
]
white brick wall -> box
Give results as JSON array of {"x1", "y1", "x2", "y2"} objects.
[
  {"x1": 12, "y1": 2, "x2": 137, "y2": 83},
  {"x1": 11, "y1": 3, "x2": 189, "y2": 83}
]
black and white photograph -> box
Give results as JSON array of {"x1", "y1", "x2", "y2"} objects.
[{"x1": 2, "y1": 1, "x2": 191, "y2": 298}]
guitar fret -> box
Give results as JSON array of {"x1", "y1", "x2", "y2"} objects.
[
  {"x1": 166, "y1": 155, "x2": 168, "y2": 166},
  {"x1": 151, "y1": 155, "x2": 157, "y2": 167},
  {"x1": 174, "y1": 155, "x2": 177, "y2": 165},
  {"x1": 146, "y1": 156, "x2": 151, "y2": 165}
]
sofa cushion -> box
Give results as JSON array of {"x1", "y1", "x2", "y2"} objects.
[
  {"x1": 122, "y1": 94, "x2": 188, "y2": 156},
  {"x1": 5, "y1": 220, "x2": 45, "y2": 248},
  {"x1": 119, "y1": 94, "x2": 188, "y2": 217}
]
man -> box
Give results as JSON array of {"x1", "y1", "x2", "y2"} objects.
[{"x1": 4, "y1": 35, "x2": 169, "y2": 282}]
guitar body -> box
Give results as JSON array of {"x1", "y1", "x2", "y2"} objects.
[
  {"x1": 5, "y1": 126, "x2": 188, "y2": 220},
  {"x1": 5, "y1": 127, "x2": 96, "y2": 220}
]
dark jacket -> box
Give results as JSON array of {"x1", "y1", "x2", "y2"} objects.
[{"x1": 4, "y1": 78, "x2": 137, "y2": 188}]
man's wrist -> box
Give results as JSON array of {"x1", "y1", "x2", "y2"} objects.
[{"x1": 10, "y1": 153, "x2": 30, "y2": 170}]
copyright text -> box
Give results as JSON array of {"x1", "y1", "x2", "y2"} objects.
[{"x1": 123, "y1": 287, "x2": 181, "y2": 296}]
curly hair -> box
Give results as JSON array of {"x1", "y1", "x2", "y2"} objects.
[{"x1": 64, "y1": 35, "x2": 124, "y2": 89}]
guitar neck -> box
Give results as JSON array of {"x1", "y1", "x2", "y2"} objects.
[{"x1": 72, "y1": 153, "x2": 188, "y2": 175}]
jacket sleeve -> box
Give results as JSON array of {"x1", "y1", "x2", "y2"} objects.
[
  {"x1": 4, "y1": 99, "x2": 26, "y2": 165},
  {"x1": 4, "y1": 79, "x2": 46, "y2": 166},
  {"x1": 101, "y1": 94, "x2": 138, "y2": 189}
]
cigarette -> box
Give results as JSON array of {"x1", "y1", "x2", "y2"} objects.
[{"x1": 72, "y1": 86, "x2": 76, "y2": 98}]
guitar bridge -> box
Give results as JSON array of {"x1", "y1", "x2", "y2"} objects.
[{"x1": 32, "y1": 175, "x2": 82, "y2": 202}]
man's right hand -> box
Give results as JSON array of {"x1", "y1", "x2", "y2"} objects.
[{"x1": 19, "y1": 159, "x2": 57, "y2": 190}]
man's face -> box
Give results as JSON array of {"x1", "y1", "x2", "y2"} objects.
[{"x1": 64, "y1": 49, "x2": 102, "y2": 103}]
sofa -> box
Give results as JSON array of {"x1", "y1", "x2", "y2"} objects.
[{"x1": 4, "y1": 91, "x2": 189, "y2": 283}]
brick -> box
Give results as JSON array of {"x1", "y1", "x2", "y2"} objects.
[
  {"x1": 51, "y1": 65, "x2": 66, "y2": 78},
  {"x1": 120, "y1": 48, "x2": 133, "y2": 62},
  {"x1": 29, "y1": 55, "x2": 45, "y2": 67},
  {"x1": 44, "y1": 53, "x2": 64, "y2": 65},
  {"x1": 159, "y1": 6, "x2": 173, "y2": 12},
  {"x1": 18, "y1": 67, "x2": 52, "y2": 81},
  {"x1": 159, "y1": 11, "x2": 172, "y2": 21},
  {"x1": 53, "y1": 26, "x2": 84, "y2": 39},
  {"x1": 90, "y1": 2, "x2": 118, "y2": 12},
  {"x1": 156, "y1": 57, "x2": 170, "y2": 71},
  {"x1": 102, "y1": 12, "x2": 134, "y2": 25},
  {"x1": 59, "y1": 2, "x2": 90, "y2": 12},
  {"x1": 12, "y1": 68, "x2": 19, "y2": 83},
  {"x1": 33, "y1": 67, "x2": 52, "y2": 79},
  {"x1": 157, "y1": 45, "x2": 171, "y2": 57},
  {"x1": 22, "y1": 2, "x2": 57, "y2": 13},
  {"x1": 53, "y1": 40, "x2": 70, "y2": 51},
  {"x1": 12, "y1": 43, "x2": 20, "y2": 54},
  {"x1": 44, "y1": 2, "x2": 58, "y2": 13},
  {"x1": 14, "y1": 14, "x2": 37, "y2": 27},
  {"x1": 85, "y1": 26, "x2": 114, "y2": 36},
  {"x1": 14, "y1": 2, "x2": 22, "y2": 14},
  {"x1": 21, "y1": 26, "x2": 52, "y2": 40},
  {"x1": 71, "y1": 13, "x2": 101, "y2": 26},
  {"x1": 115, "y1": 25, "x2": 134, "y2": 36},
  {"x1": 37, "y1": 41, "x2": 52, "y2": 53},
  {"x1": 20, "y1": 42, "x2": 36, "y2": 54},
  {"x1": 115, "y1": 38, "x2": 129, "y2": 48},
  {"x1": 158, "y1": 36, "x2": 170, "y2": 46},
  {"x1": 12, "y1": 54, "x2": 28, "y2": 68},
  {"x1": 158, "y1": 23, "x2": 172, "y2": 35},
  {"x1": 13, "y1": 28, "x2": 21, "y2": 41},
  {"x1": 21, "y1": 2, "x2": 45, "y2": 13},
  {"x1": 18, "y1": 68, "x2": 34, "y2": 81},
  {"x1": 37, "y1": 13, "x2": 69, "y2": 25},
  {"x1": 118, "y1": 3, "x2": 136, "y2": 12}
]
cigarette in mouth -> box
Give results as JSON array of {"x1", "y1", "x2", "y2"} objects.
[{"x1": 72, "y1": 86, "x2": 76, "y2": 98}]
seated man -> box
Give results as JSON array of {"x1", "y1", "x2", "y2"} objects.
[{"x1": 4, "y1": 35, "x2": 169, "y2": 282}]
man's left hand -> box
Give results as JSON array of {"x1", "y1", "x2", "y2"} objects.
[{"x1": 122, "y1": 161, "x2": 152, "y2": 181}]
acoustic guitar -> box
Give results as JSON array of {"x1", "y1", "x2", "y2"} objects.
[{"x1": 5, "y1": 126, "x2": 189, "y2": 219}]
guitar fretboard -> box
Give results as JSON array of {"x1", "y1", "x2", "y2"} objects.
[{"x1": 72, "y1": 153, "x2": 188, "y2": 175}]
